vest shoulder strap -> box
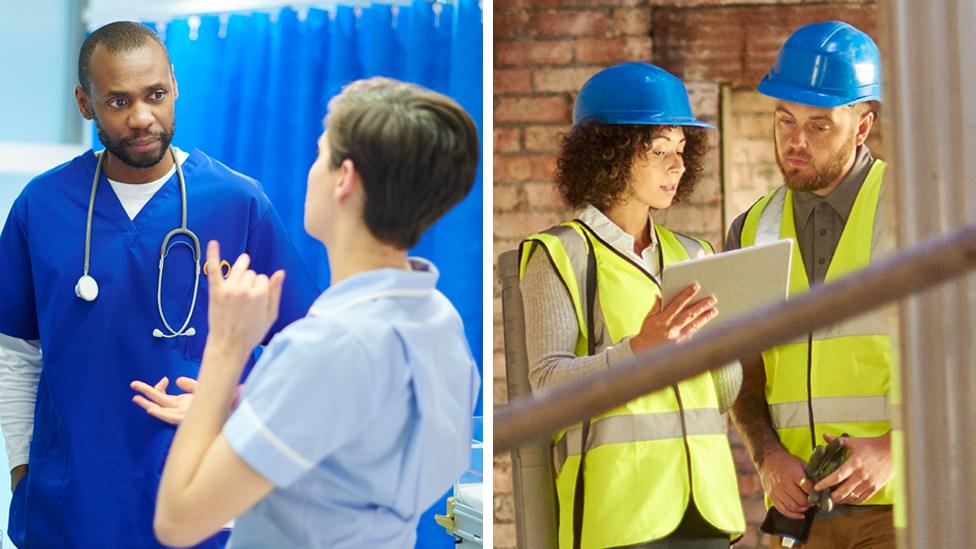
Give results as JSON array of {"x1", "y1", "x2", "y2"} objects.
[
  {"x1": 519, "y1": 222, "x2": 593, "y2": 343},
  {"x1": 664, "y1": 227, "x2": 714, "y2": 258}
]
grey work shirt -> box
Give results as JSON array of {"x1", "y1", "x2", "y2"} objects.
[{"x1": 726, "y1": 146, "x2": 875, "y2": 285}]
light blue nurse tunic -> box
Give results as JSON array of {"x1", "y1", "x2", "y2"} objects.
[{"x1": 222, "y1": 259, "x2": 480, "y2": 548}]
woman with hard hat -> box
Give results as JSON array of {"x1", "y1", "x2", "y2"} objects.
[{"x1": 519, "y1": 62, "x2": 745, "y2": 548}]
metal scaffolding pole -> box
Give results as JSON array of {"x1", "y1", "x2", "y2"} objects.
[
  {"x1": 884, "y1": 1, "x2": 976, "y2": 547},
  {"x1": 495, "y1": 223, "x2": 976, "y2": 454}
]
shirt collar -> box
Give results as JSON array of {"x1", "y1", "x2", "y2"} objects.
[
  {"x1": 793, "y1": 146, "x2": 875, "y2": 227},
  {"x1": 308, "y1": 257, "x2": 440, "y2": 316},
  {"x1": 577, "y1": 203, "x2": 657, "y2": 258}
]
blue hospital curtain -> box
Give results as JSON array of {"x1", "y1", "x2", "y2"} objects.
[{"x1": 144, "y1": 2, "x2": 483, "y2": 546}]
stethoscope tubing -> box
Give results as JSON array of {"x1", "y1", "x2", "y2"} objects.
[{"x1": 80, "y1": 146, "x2": 201, "y2": 338}]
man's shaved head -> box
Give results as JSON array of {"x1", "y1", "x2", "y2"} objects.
[{"x1": 78, "y1": 21, "x2": 170, "y2": 96}]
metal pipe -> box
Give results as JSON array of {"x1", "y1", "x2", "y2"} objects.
[
  {"x1": 495, "y1": 223, "x2": 976, "y2": 454},
  {"x1": 884, "y1": 1, "x2": 976, "y2": 546}
]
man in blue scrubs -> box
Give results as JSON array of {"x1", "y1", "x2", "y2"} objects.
[{"x1": 0, "y1": 21, "x2": 319, "y2": 547}]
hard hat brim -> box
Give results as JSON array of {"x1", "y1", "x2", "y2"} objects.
[
  {"x1": 758, "y1": 76, "x2": 880, "y2": 109},
  {"x1": 576, "y1": 112, "x2": 715, "y2": 129}
]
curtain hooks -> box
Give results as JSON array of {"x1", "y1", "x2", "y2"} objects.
[
  {"x1": 218, "y1": 13, "x2": 229, "y2": 39},
  {"x1": 187, "y1": 15, "x2": 201, "y2": 41},
  {"x1": 433, "y1": 2, "x2": 443, "y2": 26}
]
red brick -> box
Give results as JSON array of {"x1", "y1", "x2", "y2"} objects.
[
  {"x1": 494, "y1": 127, "x2": 522, "y2": 154},
  {"x1": 495, "y1": 68, "x2": 534, "y2": 94},
  {"x1": 652, "y1": 4, "x2": 878, "y2": 87},
  {"x1": 494, "y1": 10, "x2": 530, "y2": 41},
  {"x1": 494, "y1": 377, "x2": 509, "y2": 406},
  {"x1": 494, "y1": 458, "x2": 514, "y2": 494},
  {"x1": 495, "y1": 96, "x2": 571, "y2": 123},
  {"x1": 494, "y1": 183, "x2": 523, "y2": 211},
  {"x1": 529, "y1": 9, "x2": 609, "y2": 37},
  {"x1": 737, "y1": 471, "x2": 764, "y2": 498},
  {"x1": 650, "y1": 0, "x2": 721, "y2": 5},
  {"x1": 495, "y1": 39, "x2": 574, "y2": 66},
  {"x1": 494, "y1": 210, "x2": 565, "y2": 239},
  {"x1": 493, "y1": 238, "x2": 521, "y2": 267},
  {"x1": 524, "y1": 181, "x2": 566, "y2": 210},
  {"x1": 494, "y1": 155, "x2": 530, "y2": 183},
  {"x1": 562, "y1": 0, "x2": 646, "y2": 5},
  {"x1": 532, "y1": 66, "x2": 596, "y2": 93},
  {"x1": 524, "y1": 125, "x2": 566, "y2": 153},
  {"x1": 494, "y1": 493, "x2": 515, "y2": 522},
  {"x1": 494, "y1": 522, "x2": 517, "y2": 549},
  {"x1": 609, "y1": 7, "x2": 651, "y2": 36},
  {"x1": 494, "y1": 0, "x2": 561, "y2": 8},
  {"x1": 493, "y1": 309, "x2": 507, "y2": 350},
  {"x1": 575, "y1": 36, "x2": 653, "y2": 64},
  {"x1": 493, "y1": 351, "x2": 507, "y2": 379},
  {"x1": 494, "y1": 154, "x2": 556, "y2": 183}
]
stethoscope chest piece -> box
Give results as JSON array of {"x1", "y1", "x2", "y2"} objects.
[{"x1": 75, "y1": 274, "x2": 99, "y2": 302}]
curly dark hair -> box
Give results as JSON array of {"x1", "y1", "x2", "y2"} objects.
[{"x1": 554, "y1": 123, "x2": 709, "y2": 210}]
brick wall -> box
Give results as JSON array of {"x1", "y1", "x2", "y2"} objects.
[{"x1": 493, "y1": 2, "x2": 879, "y2": 548}]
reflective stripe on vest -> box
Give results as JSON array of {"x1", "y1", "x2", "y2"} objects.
[
  {"x1": 521, "y1": 220, "x2": 745, "y2": 548},
  {"x1": 740, "y1": 160, "x2": 894, "y2": 507},
  {"x1": 553, "y1": 408, "x2": 727, "y2": 474},
  {"x1": 769, "y1": 395, "x2": 889, "y2": 430}
]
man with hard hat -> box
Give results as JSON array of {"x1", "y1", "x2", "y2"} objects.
[{"x1": 726, "y1": 21, "x2": 897, "y2": 548}]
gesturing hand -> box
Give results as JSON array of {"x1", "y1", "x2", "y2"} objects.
[
  {"x1": 205, "y1": 240, "x2": 285, "y2": 355},
  {"x1": 813, "y1": 433, "x2": 893, "y2": 505},
  {"x1": 629, "y1": 283, "x2": 718, "y2": 354},
  {"x1": 130, "y1": 376, "x2": 197, "y2": 425}
]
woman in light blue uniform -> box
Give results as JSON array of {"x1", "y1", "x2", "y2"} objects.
[
  {"x1": 0, "y1": 22, "x2": 319, "y2": 548},
  {"x1": 147, "y1": 78, "x2": 481, "y2": 549}
]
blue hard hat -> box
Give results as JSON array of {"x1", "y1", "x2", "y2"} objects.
[
  {"x1": 573, "y1": 62, "x2": 714, "y2": 128},
  {"x1": 758, "y1": 21, "x2": 882, "y2": 108}
]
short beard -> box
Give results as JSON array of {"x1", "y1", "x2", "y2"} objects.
[
  {"x1": 776, "y1": 134, "x2": 856, "y2": 193},
  {"x1": 94, "y1": 115, "x2": 175, "y2": 169}
]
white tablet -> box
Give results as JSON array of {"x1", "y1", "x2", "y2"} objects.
[{"x1": 661, "y1": 239, "x2": 792, "y2": 329}]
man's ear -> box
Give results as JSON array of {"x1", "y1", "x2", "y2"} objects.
[
  {"x1": 75, "y1": 85, "x2": 94, "y2": 120},
  {"x1": 854, "y1": 109, "x2": 876, "y2": 147},
  {"x1": 171, "y1": 66, "x2": 179, "y2": 101}
]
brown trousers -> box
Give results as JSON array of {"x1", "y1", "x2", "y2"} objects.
[{"x1": 767, "y1": 507, "x2": 895, "y2": 549}]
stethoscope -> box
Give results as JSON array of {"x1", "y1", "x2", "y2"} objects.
[{"x1": 76, "y1": 146, "x2": 202, "y2": 338}]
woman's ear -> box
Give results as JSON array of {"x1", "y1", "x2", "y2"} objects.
[{"x1": 334, "y1": 158, "x2": 359, "y2": 202}]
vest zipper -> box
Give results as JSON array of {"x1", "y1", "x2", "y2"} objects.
[
  {"x1": 671, "y1": 384, "x2": 696, "y2": 502},
  {"x1": 806, "y1": 332, "x2": 817, "y2": 451}
]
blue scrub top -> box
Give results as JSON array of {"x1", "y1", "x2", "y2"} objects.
[
  {"x1": 222, "y1": 259, "x2": 480, "y2": 549},
  {"x1": 0, "y1": 149, "x2": 320, "y2": 548}
]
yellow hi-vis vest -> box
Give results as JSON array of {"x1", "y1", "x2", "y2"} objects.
[
  {"x1": 740, "y1": 160, "x2": 894, "y2": 507},
  {"x1": 520, "y1": 220, "x2": 745, "y2": 549}
]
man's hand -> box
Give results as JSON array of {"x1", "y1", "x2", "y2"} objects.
[
  {"x1": 813, "y1": 432, "x2": 892, "y2": 505},
  {"x1": 204, "y1": 241, "x2": 285, "y2": 358},
  {"x1": 130, "y1": 376, "x2": 198, "y2": 425},
  {"x1": 10, "y1": 464, "x2": 27, "y2": 493},
  {"x1": 758, "y1": 447, "x2": 813, "y2": 519}
]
